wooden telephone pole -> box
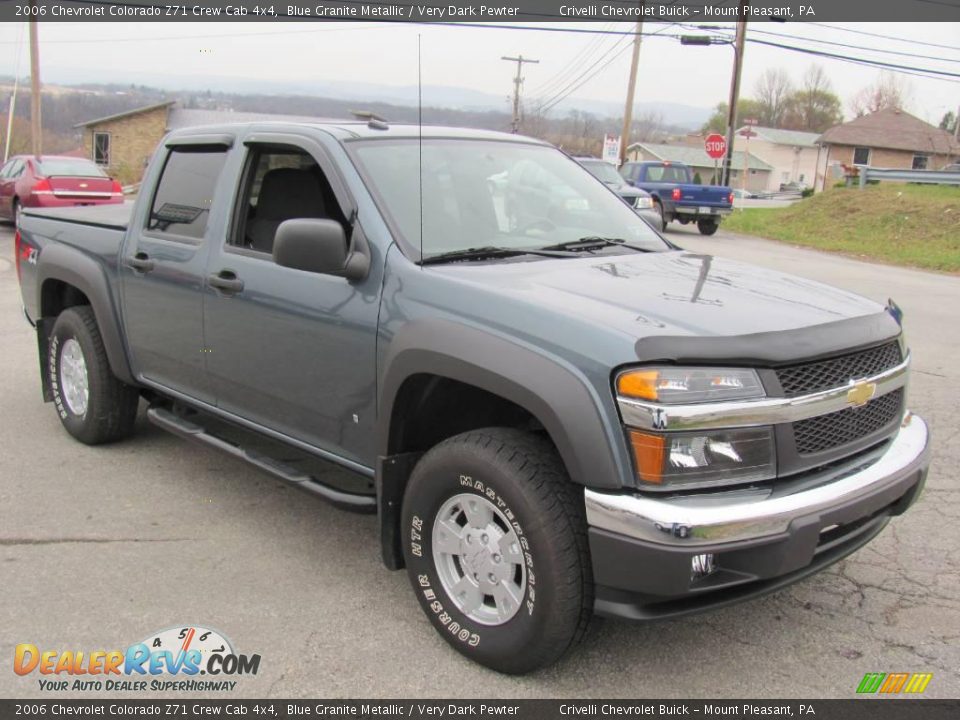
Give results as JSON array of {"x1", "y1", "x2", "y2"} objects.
[
  {"x1": 502, "y1": 55, "x2": 539, "y2": 134},
  {"x1": 619, "y1": 11, "x2": 644, "y2": 166},
  {"x1": 29, "y1": 4, "x2": 42, "y2": 157},
  {"x1": 721, "y1": 0, "x2": 749, "y2": 187}
]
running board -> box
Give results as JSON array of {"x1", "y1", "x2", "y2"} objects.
[{"x1": 147, "y1": 406, "x2": 377, "y2": 513}]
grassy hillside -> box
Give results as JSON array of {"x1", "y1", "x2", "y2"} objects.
[{"x1": 723, "y1": 184, "x2": 960, "y2": 273}]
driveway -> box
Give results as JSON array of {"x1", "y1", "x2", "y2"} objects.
[{"x1": 1, "y1": 223, "x2": 957, "y2": 699}]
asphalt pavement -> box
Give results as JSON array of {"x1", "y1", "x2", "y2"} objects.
[{"x1": 1, "y1": 223, "x2": 957, "y2": 699}]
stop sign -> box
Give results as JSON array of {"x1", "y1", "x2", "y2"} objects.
[{"x1": 705, "y1": 133, "x2": 727, "y2": 159}]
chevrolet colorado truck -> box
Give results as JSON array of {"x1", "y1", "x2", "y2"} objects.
[
  {"x1": 15, "y1": 121, "x2": 929, "y2": 674},
  {"x1": 620, "y1": 160, "x2": 733, "y2": 235}
]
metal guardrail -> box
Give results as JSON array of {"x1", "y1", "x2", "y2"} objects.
[{"x1": 856, "y1": 165, "x2": 960, "y2": 188}]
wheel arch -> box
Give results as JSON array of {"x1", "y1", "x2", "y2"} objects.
[
  {"x1": 375, "y1": 319, "x2": 627, "y2": 569},
  {"x1": 37, "y1": 243, "x2": 135, "y2": 385}
]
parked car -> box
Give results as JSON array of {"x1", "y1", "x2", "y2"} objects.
[
  {"x1": 731, "y1": 188, "x2": 758, "y2": 200},
  {"x1": 574, "y1": 157, "x2": 663, "y2": 230},
  {"x1": 16, "y1": 121, "x2": 929, "y2": 675},
  {"x1": 779, "y1": 180, "x2": 809, "y2": 193},
  {"x1": 0, "y1": 155, "x2": 123, "y2": 229},
  {"x1": 620, "y1": 160, "x2": 733, "y2": 235}
]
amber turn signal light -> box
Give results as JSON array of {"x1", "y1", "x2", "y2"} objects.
[
  {"x1": 628, "y1": 430, "x2": 666, "y2": 484},
  {"x1": 617, "y1": 370, "x2": 660, "y2": 401}
]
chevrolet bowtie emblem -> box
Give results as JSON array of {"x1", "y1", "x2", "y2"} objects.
[{"x1": 847, "y1": 381, "x2": 877, "y2": 407}]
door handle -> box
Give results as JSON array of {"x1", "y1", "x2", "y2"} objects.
[
  {"x1": 208, "y1": 270, "x2": 244, "y2": 294},
  {"x1": 127, "y1": 252, "x2": 155, "y2": 273}
]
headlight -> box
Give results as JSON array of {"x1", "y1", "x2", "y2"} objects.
[
  {"x1": 628, "y1": 427, "x2": 776, "y2": 489},
  {"x1": 634, "y1": 196, "x2": 653, "y2": 209},
  {"x1": 617, "y1": 367, "x2": 764, "y2": 404}
]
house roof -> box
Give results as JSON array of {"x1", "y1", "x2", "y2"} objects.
[
  {"x1": 737, "y1": 126, "x2": 820, "y2": 147},
  {"x1": 817, "y1": 108, "x2": 960, "y2": 155},
  {"x1": 73, "y1": 101, "x2": 175, "y2": 128},
  {"x1": 627, "y1": 142, "x2": 773, "y2": 171}
]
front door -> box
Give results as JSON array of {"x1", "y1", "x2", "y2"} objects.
[
  {"x1": 120, "y1": 143, "x2": 231, "y2": 404},
  {"x1": 202, "y1": 135, "x2": 381, "y2": 468}
]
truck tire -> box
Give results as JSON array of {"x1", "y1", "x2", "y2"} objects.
[
  {"x1": 48, "y1": 306, "x2": 140, "y2": 445},
  {"x1": 401, "y1": 428, "x2": 593, "y2": 674},
  {"x1": 697, "y1": 219, "x2": 719, "y2": 236},
  {"x1": 653, "y1": 200, "x2": 668, "y2": 232}
]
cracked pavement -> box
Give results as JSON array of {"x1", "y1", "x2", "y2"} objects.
[{"x1": 0, "y1": 223, "x2": 956, "y2": 699}]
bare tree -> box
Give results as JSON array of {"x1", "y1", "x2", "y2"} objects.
[
  {"x1": 753, "y1": 68, "x2": 793, "y2": 128},
  {"x1": 630, "y1": 109, "x2": 665, "y2": 143},
  {"x1": 849, "y1": 71, "x2": 914, "y2": 117}
]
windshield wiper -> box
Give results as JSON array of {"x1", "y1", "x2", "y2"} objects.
[
  {"x1": 419, "y1": 246, "x2": 572, "y2": 266},
  {"x1": 537, "y1": 236, "x2": 654, "y2": 253}
]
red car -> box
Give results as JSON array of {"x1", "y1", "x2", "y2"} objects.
[{"x1": 0, "y1": 155, "x2": 124, "y2": 228}]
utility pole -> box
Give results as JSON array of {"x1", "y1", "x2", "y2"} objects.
[
  {"x1": 619, "y1": 11, "x2": 644, "y2": 166},
  {"x1": 721, "y1": 0, "x2": 749, "y2": 187},
  {"x1": 29, "y1": 5, "x2": 42, "y2": 157},
  {"x1": 955, "y1": 103, "x2": 960, "y2": 141},
  {"x1": 502, "y1": 55, "x2": 539, "y2": 134}
]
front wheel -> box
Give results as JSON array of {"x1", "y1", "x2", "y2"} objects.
[
  {"x1": 13, "y1": 199, "x2": 22, "y2": 229},
  {"x1": 49, "y1": 306, "x2": 140, "y2": 445},
  {"x1": 697, "y1": 218, "x2": 720, "y2": 236},
  {"x1": 401, "y1": 428, "x2": 593, "y2": 674},
  {"x1": 653, "y1": 200, "x2": 666, "y2": 232}
]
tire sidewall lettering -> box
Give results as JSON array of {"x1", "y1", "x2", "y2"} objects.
[{"x1": 407, "y1": 471, "x2": 538, "y2": 650}]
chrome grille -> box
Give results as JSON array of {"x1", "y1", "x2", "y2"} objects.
[
  {"x1": 793, "y1": 388, "x2": 904, "y2": 455},
  {"x1": 776, "y1": 342, "x2": 902, "y2": 398}
]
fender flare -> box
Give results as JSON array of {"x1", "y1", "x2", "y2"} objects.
[
  {"x1": 36, "y1": 243, "x2": 135, "y2": 385},
  {"x1": 378, "y1": 319, "x2": 627, "y2": 491}
]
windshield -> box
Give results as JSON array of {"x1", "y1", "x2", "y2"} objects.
[
  {"x1": 351, "y1": 139, "x2": 668, "y2": 260},
  {"x1": 36, "y1": 159, "x2": 107, "y2": 177},
  {"x1": 580, "y1": 160, "x2": 623, "y2": 185}
]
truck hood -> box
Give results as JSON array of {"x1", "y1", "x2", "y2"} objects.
[{"x1": 436, "y1": 250, "x2": 885, "y2": 345}]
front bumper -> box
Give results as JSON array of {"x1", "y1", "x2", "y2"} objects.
[{"x1": 584, "y1": 412, "x2": 930, "y2": 620}]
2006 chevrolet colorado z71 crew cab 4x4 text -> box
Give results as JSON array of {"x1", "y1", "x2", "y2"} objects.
[{"x1": 15, "y1": 120, "x2": 929, "y2": 674}]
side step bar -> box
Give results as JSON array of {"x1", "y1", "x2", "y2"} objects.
[{"x1": 147, "y1": 406, "x2": 377, "y2": 514}]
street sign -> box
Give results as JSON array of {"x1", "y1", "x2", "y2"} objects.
[
  {"x1": 744, "y1": 117, "x2": 758, "y2": 126},
  {"x1": 704, "y1": 134, "x2": 727, "y2": 160},
  {"x1": 602, "y1": 134, "x2": 621, "y2": 165}
]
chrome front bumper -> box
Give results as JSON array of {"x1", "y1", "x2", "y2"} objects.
[{"x1": 585, "y1": 412, "x2": 930, "y2": 548}]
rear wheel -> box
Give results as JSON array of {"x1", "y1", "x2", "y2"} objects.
[
  {"x1": 49, "y1": 306, "x2": 140, "y2": 445},
  {"x1": 697, "y1": 218, "x2": 719, "y2": 236},
  {"x1": 401, "y1": 428, "x2": 593, "y2": 674}
]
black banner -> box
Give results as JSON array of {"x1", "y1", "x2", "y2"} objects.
[
  {"x1": 0, "y1": 700, "x2": 959, "y2": 720},
  {"x1": 1, "y1": 0, "x2": 959, "y2": 23}
]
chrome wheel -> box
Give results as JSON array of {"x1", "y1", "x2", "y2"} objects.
[
  {"x1": 432, "y1": 493, "x2": 526, "y2": 626},
  {"x1": 59, "y1": 338, "x2": 89, "y2": 416}
]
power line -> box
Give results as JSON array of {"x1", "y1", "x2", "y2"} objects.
[
  {"x1": 744, "y1": 26, "x2": 960, "y2": 64},
  {"x1": 806, "y1": 22, "x2": 960, "y2": 52},
  {"x1": 526, "y1": 22, "x2": 616, "y2": 98},
  {"x1": 538, "y1": 36, "x2": 636, "y2": 114}
]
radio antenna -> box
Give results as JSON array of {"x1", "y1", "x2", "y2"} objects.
[{"x1": 418, "y1": 33, "x2": 424, "y2": 268}]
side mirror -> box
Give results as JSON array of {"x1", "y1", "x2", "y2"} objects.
[{"x1": 273, "y1": 219, "x2": 347, "y2": 276}]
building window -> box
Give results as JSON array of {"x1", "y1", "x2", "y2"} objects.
[
  {"x1": 912, "y1": 154, "x2": 929, "y2": 170},
  {"x1": 852, "y1": 147, "x2": 870, "y2": 165},
  {"x1": 93, "y1": 132, "x2": 111, "y2": 166}
]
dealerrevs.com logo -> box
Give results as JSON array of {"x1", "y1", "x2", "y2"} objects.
[{"x1": 14, "y1": 625, "x2": 261, "y2": 692}]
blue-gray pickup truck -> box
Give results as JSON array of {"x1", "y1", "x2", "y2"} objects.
[
  {"x1": 15, "y1": 120, "x2": 929, "y2": 674},
  {"x1": 620, "y1": 160, "x2": 734, "y2": 234}
]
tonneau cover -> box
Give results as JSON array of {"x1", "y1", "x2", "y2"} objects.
[{"x1": 23, "y1": 201, "x2": 133, "y2": 231}]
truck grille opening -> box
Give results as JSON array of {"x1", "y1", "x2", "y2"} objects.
[
  {"x1": 776, "y1": 341, "x2": 902, "y2": 397},
  {"x1": 793, "y1": 388, "x2": 904, "y2": 455}
]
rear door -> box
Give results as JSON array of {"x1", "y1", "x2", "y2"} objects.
[
  {"x1": 120, "y1": 138, "x2": 232, "y2": 403},
  {"x1": 0, "y1": 159, "x2": 24, "y2": 218},
  {"x1": 201, "y1": 133, "x2": 381, "y2": 468}
]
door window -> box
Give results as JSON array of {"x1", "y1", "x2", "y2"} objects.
[
  {"x1": 231, "y1": 144, "x2": 348, "y2": 257},
  {"x1": 147, "y1": 148, "x2": 228, "y2": 241}
]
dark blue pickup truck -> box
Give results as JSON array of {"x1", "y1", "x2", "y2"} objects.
[{"x1": 620, "y1": 160, "x2": 733, "y2": 235}]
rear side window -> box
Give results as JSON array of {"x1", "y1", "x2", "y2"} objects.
[{"x1": 148, "y1": 148, "x2": 228, "y2": 240}]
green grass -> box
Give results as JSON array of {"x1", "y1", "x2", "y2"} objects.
[{"x1": 723, "y1": 184, "x2": 960, "y2": 273}]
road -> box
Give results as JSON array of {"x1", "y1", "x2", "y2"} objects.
[{"x1": 1, "y1": 223, "x2": 957, "y2": 699}]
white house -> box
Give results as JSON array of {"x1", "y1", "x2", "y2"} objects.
[{"x1": 732, "y1": 127, "x2": 821, "y2": 192}]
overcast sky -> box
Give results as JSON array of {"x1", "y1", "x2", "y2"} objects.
[{"x1": 1, "y1": 21, "x2": 958, "y2": 125}]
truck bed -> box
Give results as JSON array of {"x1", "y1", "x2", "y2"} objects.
[{"x1": 23, "y1": 201, "x2": 133, "y2": 231}]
